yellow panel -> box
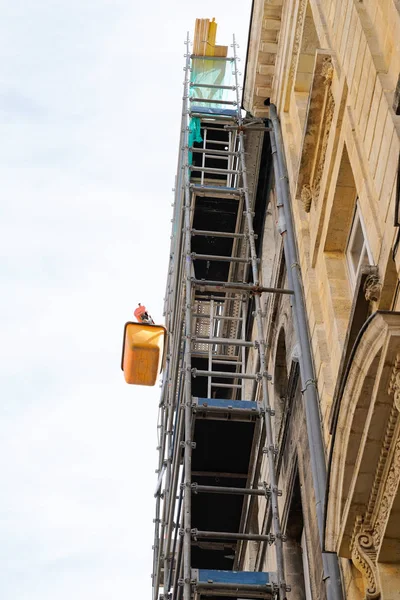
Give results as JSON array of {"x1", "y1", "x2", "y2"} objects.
[
  {"x1": 193, "y1": 18, "x2": 221, "y2": 57},
  {"x1": 206, "y1": 19, "x2": 217, "y2": 56},
  {"x1": 213, "y1": 45, "x2": 228, "y2": 58},
  {"x1": 121, "y1": 322, "x2": 166, "y2": 386}
]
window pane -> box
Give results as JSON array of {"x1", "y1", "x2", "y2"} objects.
[
  {"x1": 349, "y1": 219, "x2": 364, "y2": 274},
  {"x1": 360, "y1": 245, "x2": 369, "y2": 268}
]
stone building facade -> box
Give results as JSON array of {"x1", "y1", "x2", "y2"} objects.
[{"x1": 242, "y1": 1, "x2": 400, "y2": 599}]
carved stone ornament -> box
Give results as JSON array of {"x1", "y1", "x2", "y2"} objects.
[
  {"x1": 350, "y1": 517, "x2": 381, "y2": 600},
  {"x1": 311, "y1": 87, "x2": 335, "y2": 205},
  {"x1": 373, "y1": 434, "x2": 400, "y2": 549},
  {"x1": 365, "y1": 402, "x2": 399, "y2": 533},
  {"x1": 300, "y1": 184, "x2": 314, "y2": 212},
  {"x1": 321, "y1": 56, "x2": 334, "y2": 84},
  {"x1": 298, "y1": 54, "x2": 335, "y2": 213},
  {"x1": 388, "y1": 353, "x2": 400, "y2": 412},
  {"x1": 363, "y1": 274, "x2": 382, "y2": 303}
]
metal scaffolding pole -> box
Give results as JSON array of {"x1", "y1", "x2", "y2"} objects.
[
  {"x1": 191, "y1": 279, "x2": 294, "y2": 294},
  {"x1": 192, "y1": 530, "x2": 275, "y2": 543},
  {"x1": 182, "y1": 33, "x2": 193, "y2": 600}
]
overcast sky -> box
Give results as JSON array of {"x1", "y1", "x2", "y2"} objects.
[{"x1": 0, "y1": 1, "x2": 250, "y2": 598}]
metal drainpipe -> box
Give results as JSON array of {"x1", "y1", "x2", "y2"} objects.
[{"x1": 268, "y1": 105, "x2": 343, "y2": 600}]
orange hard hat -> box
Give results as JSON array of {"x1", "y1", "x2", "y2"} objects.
[{"x1": 134, "y1": 304, "x2": 147, "y2": 321}]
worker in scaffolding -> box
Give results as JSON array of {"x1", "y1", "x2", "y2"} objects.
[{"x1": 134, "y1": 303, "x2": 154, "y2": 325}]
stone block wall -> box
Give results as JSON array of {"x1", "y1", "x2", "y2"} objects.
[{"x1": 243, "y1": 0, "x2": 400, "y2": 598}]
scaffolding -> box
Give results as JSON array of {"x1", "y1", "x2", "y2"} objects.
[{"x1": 151, "y1": 26, "x2": 291, "y2": 600}]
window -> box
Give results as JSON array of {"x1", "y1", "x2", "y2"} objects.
[
  {"x1": 346, "y1": 203, "x2": 373, "y2": 289},
  {"x1": 284, "y1": 471, "x2": 313, "y2": 600},
  {"x1": 273, "y1": 328, "x2": 288, "y2": 442}
]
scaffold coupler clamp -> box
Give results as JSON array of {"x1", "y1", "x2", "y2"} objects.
[
  {"x1": 180, "y1": 440, "x2": 196, "y2": 449},
  {"x1": 263, "y1": 481, "x2": 271, "y2": 497},
  {"x1": 263, "y1": 444, "x2": 279, "y2": 456},
  {"x1": 302, "y1": 377, "x2": 318, "y2": 393},
  {"x1": 177, "y1": 577, "x2": 195, "y2": 587}
]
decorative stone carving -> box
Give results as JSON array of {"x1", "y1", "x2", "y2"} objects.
[
  {"x1": 363, "y1": 274, "x2": 382, "y2": 303},
  {"x1": 321, "y1": 56, "x2": 334, "y2": 84},
  {"x1": 310, "y1": 87, "x2": 334, "y2": 207},
  {"x1": 365, "y1": 402, "x2": 399, "y2": 527},
  {"x1": 373, "y1": 435, "x2": 400, "y2": 548},
  {"x1": 296, "y1": 51, "x2": 335, "y2": 213},
  {"x1": 388, "y1": 354, "x2": 400, "y2": 412},
  {"x1": 350, "y1": 517, "x2": 381, "y2": 600},
  {"x1": 300, "y1": 184, "x2": 314, "y2": 212}
]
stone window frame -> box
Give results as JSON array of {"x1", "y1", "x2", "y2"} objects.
[{"x1": 345, "y1": 201, "x2": 374, "y2": 290}]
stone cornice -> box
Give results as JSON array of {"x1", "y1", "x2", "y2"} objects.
[{"x1": 243, "y1": 0, "x2": 284, "y2": 117}]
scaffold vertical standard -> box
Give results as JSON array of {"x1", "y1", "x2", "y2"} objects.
[{"x1": 152, "y1": 19, "x2": 291, "y2": 600}]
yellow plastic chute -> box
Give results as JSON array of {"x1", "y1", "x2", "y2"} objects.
[{"x1": 121, "y1": 322, "x2": 166, "y2": 386}]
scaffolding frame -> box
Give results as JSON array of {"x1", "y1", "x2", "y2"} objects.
[{"x1": 152, "y1": 33, "x2": 290, "y2": 600}]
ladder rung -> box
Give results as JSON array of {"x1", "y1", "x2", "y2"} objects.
[
  {"x1": 193, "y1": 369, "x2": 260, "y2": 380},
  {"x1": 193, "y1": 337, "x2": 254, "y2": 347},
  {"x1": 192, "y1": 530, "x2": 275, "y2": 543},
  {"x1": 191, "y1": 229, "x2": 256, "y2": 239},
  {"x1": 211, "y1": 359, "x2": 242, "y2": 365},
  {"x1": 192, "y1": 279, "x2": 294, "y2": 295},
  {"x1": 190, "y1": 82, "x2": 237, "y2": 90},
  {"x1": 197, "y1": 138, "x2": 230, "y2": 144},
  {"x1": 189, "y1": 165, "x2": 240, "y2": 175},
  {"x1": 191, "y1": 253, "x2": 250, "y2": 264},
  {"x1": 190, "y1": 97, "x2": 237, "y2": 106},
  {"x1": 211, "y1": 382, "x2": 242, "y2": 389},
  {"x1": 192, "y1": 484, "x2": 266, "y2": 496},
  {"x1": 189, "y1": 147, "x2": 238, "y2": 157}
]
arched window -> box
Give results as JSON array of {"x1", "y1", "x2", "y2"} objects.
[{"x1": 273, "y1": 328, "x2": 288, "y2": 441}]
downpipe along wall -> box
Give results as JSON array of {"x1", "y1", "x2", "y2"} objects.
[{"x1": 268, "y1": 104, "x2": 344, "y2": 600}]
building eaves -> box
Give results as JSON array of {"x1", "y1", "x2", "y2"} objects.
[{"x1": 242, "y1": 0, "x2": 284, "y2": 117}]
